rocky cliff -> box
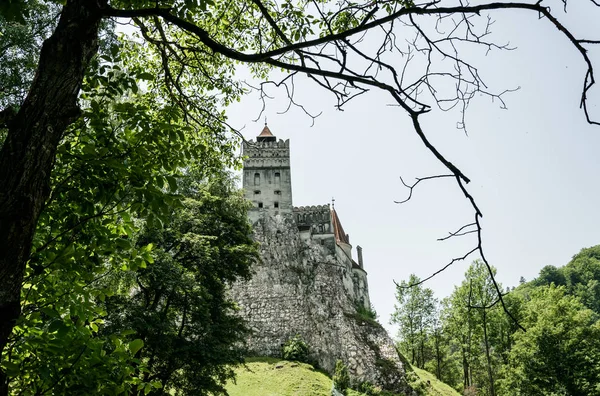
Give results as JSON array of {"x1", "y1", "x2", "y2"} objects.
[{"x1": 230, "y1": 212, "x2": 413, "y2": 393}]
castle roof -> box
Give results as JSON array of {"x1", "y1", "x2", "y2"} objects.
[
  {"x1": 259, "y1": 125, "x2": 274, "y2": 137},
  {"x1": 331, "y1": 207, "x2": 350, "y2": 245},
  {"x1": 257, "y1": 124, "x2": 276, "y2": 142}
]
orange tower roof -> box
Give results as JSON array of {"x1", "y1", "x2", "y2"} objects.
[
  {"x1": 259, "y1": 125, "x2": 274, "y2": 137},
  {"x1": 331, "y1": 207, "x2": 350, "y2": 244}
]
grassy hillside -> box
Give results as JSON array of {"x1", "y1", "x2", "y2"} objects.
[
  {"x1": 224, "y1": 357, "x2": 331, "y2": 396},
  {"x1": 406, "y1": 367, "x2": 460, "y2": 396},
  {"x1": 225, "y1": 357, "x2": 459, "y2": 396}
]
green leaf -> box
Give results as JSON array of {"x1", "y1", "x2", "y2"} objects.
[
  {"x1": 137, "y1": 72, "x2": 154, "y2": 81},
  {"x1": 3, "y1": 361, "x2": 21, "y2": 377},
  {"x1": 166, "y1": 176, "x2": 178, "y2": 192},
  {"x1": 129, "y1": 339, "x2": 144, "y2": 355}
]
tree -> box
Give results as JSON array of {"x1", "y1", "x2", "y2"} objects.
[
  {"x1": 333, "y1": 359, "x2": 350, "y2": 395},
  {"x1": 562, "y1": 245, "x2": 600, "y2": 314},
  {"x1": 533, "y1": 265, "x2": 567, "y2": 288},
  {"x1": 2, "y1": 43, "x2": 244, "y2": 391},
  {"x1": 498, "y1": 285, "x2": 600, "y2": 395},
  {"x1": 1, "y1": 1, "x2": 600, "y2": 392},
  {"x1": 103, "y1": 172, "x2": 258, "y2": 395},
  {"x1": 466, "y1": 260, "x2": 501, "y2": 396},
  {"x1": 443, "y1": 278, "x2": 478, "y2": 390},
  {"x1": 441, "y1": 260, "x2": 507, "y2": 394},
  {"x1": 391, "y1": 274, "x2": 437, "y2": 369}
]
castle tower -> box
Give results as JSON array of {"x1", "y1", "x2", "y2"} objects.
[{"x1": 242, "y1": 124, "x2": 292, "y2": 222}]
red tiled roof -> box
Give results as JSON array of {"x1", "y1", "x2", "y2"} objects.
[
  {"x1": 331, "y1": 207, "x2": 350, "y2": 245},
  {"x1": 258, "y1": 125, "x2": 274, "y2": 137}
]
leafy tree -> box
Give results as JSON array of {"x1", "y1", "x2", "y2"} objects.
[
  {"x1": 498, "y1": 285, "x2": 600, "y2": 395},
  {"x1": 466, "y1": 260, "x2": 501, "y2": 396},
  {"x1": 424, "y1": 303, "x2": 458, "y2": 384},
  {"x1": 443, "y1": 279, "x2": 478, "y2": 391},
  {"x1": 0, "y1": 2, "x2": 59, "y2": 109},
  {"x1": 441, "y1": 261, "x2": 508, "y2": 394},
  {"x1": 282, "y1": 335, "x2": 310, "y2": 363},
  {"x1": 103, "y1": 172, "x2": 258, "y2": 395},
  {"x1": 562, "y1": 245, "x2": 600, "y2": 314},
  {"x1": 391, "y1": 274, "x2": 437, "y2": 369},
  {"x1": 533, "y1": 265, "x2": 567, "y2": 288},
  {"x1": 2, "y1": 31, "x2": 244, "y2": 392},
  {"x1": 333, "y1": 359, "x2": 350, "y2": 395}
]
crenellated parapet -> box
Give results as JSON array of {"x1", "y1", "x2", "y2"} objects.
[
  {"x1": 243, "y1": 139, "x2": 290, "y2": 169},
  {"x1": 293, "y1": 204, "x2": 332, "y2": 234}
]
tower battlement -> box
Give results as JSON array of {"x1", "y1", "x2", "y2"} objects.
[
  {"x1": 293, "y1": 205, "x2": 332, "y2": 235},
  {"x1": 242, "y1": 139, "x2": 291, "y2": 169},
  {"x1": 242, "y1": 126, "x2": 292, "y2": 222}
]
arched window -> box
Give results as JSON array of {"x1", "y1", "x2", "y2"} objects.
[
  {"x1": 254, "y1": 173, "x2": 260, "y2": 186},
  {"x1": 274, "y1": 172, "x2": 281, "y2": 186}
]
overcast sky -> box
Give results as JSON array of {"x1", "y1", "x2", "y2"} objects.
[{"x1": 225, "y1": 1, "x2": 600, "y2": 334}]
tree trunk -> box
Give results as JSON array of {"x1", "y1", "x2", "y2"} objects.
[
  {"x1": 462, "y1": 345, "x2": 470, "y2": 388},
  {"x1": 434, "y1": 331, "x2": 442, "y2": 380},
  {"x1": 0, "y1": 1, "x2": 103, "y2": 393},
  {"x1": 419, "y1": 333, "x2": 425, "y2": 369},
  {"x1": 482, "y1": 309, "x2": 495, "y2": 396}
]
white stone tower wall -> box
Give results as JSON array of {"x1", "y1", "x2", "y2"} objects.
[{"x1": 243, "y1": 140, "x2": 292, "y2": 222}]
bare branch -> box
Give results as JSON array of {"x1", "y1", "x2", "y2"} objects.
[
  {"x1": 438, "y1": 222, "x2": 477, "y2": 241},
  {"x1": 395, "y1": 174, "x2": 455, "y2": 204},
  {"x1": 395, "y1": 246, "x2": 478, "y2": 289}
]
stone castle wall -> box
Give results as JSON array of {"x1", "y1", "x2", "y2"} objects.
[
  {"x1": 230, "y1": 212, "x2": 413, "y2": 393},
  {"x1": 243, "y1": 139, "x2": 293, "y2": 223}
]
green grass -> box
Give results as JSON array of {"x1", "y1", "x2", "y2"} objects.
[
  {"x1": 225, "y1": 357, "x2": 332, "y2": 396},
  {"x1": 406, "y1": 367, "x2": 460, "y2": 396},
  {"x1": 225, "y1": 357, "x2": 459, "y2": 396}
]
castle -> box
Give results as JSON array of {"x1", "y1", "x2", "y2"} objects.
[
  {"x1": 242, "y1": 124, "x2": 370, "y2": 311},
  {"x1": 231, "y1": 125, "x2": 411, "y2": 392}
]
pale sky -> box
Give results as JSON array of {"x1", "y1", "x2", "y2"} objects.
[{"x1": 225, "y1": 2, "x2": 600, "y2": 335}]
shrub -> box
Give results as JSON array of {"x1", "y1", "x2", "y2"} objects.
[
  {"x1": 355, "y1": 302, "x2": 378, "y2": 320},
  {"x1": 333, "y1": 360, "x2": 350, "y2": 395},
  {"x1": 357, "y1": 381, "x2": 382, "y2": 395},
  {"x1": 282, "y1": 334, "x2": 309, "y2": 362}
]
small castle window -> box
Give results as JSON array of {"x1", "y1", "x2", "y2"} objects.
[
  {"x1": 254, "y1": 173, "x2": 260, "y2": 186},
  {"x1": 318, "y1": 224, "x2": 323, "y2": 233},
  {"x1": 254, "y1": 190, "x2": 261, "y2": 195},
  {"x1": 274, "y1": 190, "x2": 281, "y2": 195},
  {"x1": 274, "y1": 202, "x2": 279, "y2": 208},
  {"x1": 258, "y1": 202, "x2": 263, "y2": 208},
  {"x1": 274, "y1": 172, "x2": 281, "y2": 186}
]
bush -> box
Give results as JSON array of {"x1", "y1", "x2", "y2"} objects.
[
  {"x1": 355, "y1": 302, "x2": 378, "y2": 320},
  {"x1": 357, "y1": 381, "x2": 382, "y2": 395},
  {"x1": 333, "y1": 360, "x2": 350, "y2": 395},
  {"x1": 282, "y1": 334, "x2": 309, "y2": 362}
]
